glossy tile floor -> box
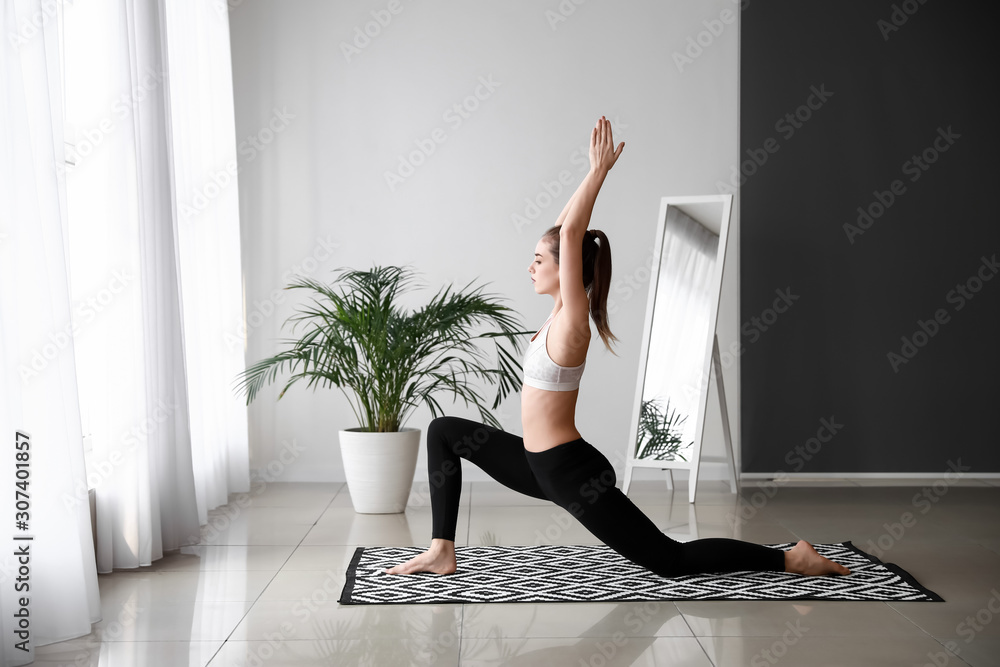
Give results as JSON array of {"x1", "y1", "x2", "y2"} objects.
[{"x1": 36, "y1": 477, "x2": 1000, "y2": 666}]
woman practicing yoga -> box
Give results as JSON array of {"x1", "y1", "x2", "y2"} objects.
[{"x1": 385, "y1": 116, "x2": 850, "y2": 578}]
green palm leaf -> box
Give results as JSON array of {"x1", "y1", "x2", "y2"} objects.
[
  {"x1": 635, "y1": 397, "x2": 692, "y2": 461},
  {"x1": 231, "y1": 265, "x2": 531, "y2": 432}
]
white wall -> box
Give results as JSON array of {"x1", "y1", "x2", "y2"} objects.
[{"x1": 228, "y1": 0, "x2": 743, "y2": 485}]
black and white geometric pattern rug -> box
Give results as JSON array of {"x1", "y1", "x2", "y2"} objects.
[{"x1": 338, "y1": 541, "x2": 943, "y2": 605}]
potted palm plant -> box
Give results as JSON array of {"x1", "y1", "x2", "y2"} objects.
[{"x1": 232, "y1": 265, "x2": 527, "y2": 514}]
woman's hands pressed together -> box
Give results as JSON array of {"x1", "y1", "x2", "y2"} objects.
[
  {"x1": 589, "y1": 115, "x2": 625, "y2": 174},
  {"x1": 555, "y1": 115, "x2": 623, "y2": 234}
]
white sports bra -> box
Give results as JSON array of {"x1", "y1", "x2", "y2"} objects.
[{"x1": 522, "y1": 316, "x2": 586, "y2": 391}]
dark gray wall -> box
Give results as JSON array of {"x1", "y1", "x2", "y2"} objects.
[{"x1": 739, "y1": 0, "x2": 999, "y2": 473}]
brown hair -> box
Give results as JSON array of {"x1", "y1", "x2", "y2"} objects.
[{"x1": 541, "y1": 226, "x2": 620, "y2": 356}]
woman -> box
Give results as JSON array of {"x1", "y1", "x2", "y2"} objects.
[{"x1": 386, "y1": 117, "x2": 850, "y2": 578}]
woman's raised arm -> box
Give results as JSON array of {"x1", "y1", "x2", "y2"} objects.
[
  {"x1": 559, "y1": 116, "x2": 624, "y2": 238},
  {"x1": 555, "y1": 117, "x2": 624, "y2": 231}
]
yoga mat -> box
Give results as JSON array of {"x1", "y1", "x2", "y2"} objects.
[{"x1": 338, "y1": 541, "x2": 943, "y2": 605}]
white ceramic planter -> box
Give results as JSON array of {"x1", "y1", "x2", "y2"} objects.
[{"x1": 338, "y1": 427, "x2": 421, "y2": 514}]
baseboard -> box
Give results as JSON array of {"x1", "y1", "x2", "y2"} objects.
[{"x1": 740, "y1": 472, "x2": 1000, "y2": 479}]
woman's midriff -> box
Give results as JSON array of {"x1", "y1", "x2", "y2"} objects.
[{"x1": 521, "y1": 384, "x2": 582, "y2": 452}]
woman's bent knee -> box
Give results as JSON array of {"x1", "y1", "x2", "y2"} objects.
[
  {"x1": 427, "y1": 415, "x2": 460, "y2": 443},
  {"x1": 428, "y1": 415, "x2": 452, "y2": 434},
  {"x1": 426, "y1": 416, "x2": 490, "y2": 459}
]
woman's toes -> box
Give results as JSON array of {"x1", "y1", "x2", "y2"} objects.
[
  {"x1": 383, "y1": 551, "x2": 456, "y2": 575},
  {"x1": 787, "y1": 540, "x2": 850, "y2": 576},
  {"x1": 384, "y1": 558, "x2": 417, "y2": 574}
]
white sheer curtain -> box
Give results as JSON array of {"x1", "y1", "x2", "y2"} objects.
[
  {"x1": 63, "y1": 0, "x2": 250, "y2": 570},
  {"x1": 1, "y1": 0, "x2": 248, "y2": 654},
  {"x1": 162, "y1": 0, "x2": 251, "y2": 525},
  {"x1": 64, "y1": 0, "x2": 202, "y2": 573},
  {"x1": 643, "y1": 206, "x2": 719, "y2": 450},
  {"x1": 0, "y1": 0, "x2": 100, "y2": 662}
]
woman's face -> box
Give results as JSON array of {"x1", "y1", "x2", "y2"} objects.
[{"x1": 528, "y1": 238, "x2": 558, "y2": 295}]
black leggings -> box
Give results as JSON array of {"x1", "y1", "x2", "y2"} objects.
[{"x1": 426, "y1": 416, "x2": 786, "y2": 578}]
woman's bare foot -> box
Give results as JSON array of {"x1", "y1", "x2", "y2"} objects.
[
  {"x1": 784, "y1": 540, "x2": 851, "y2": 576},
  {"x1": 384, "y1": 538, "x2": 457, "y2": 575}
]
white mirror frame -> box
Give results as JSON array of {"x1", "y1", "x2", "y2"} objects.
[{"x1": 622, "y1": 194, "x2": 738, "y2": 504}]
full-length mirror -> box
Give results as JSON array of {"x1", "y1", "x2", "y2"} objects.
[{"x1": 623, "y1": 195, "x2": 737, "y2": 503}]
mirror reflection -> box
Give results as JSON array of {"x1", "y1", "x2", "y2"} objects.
[{"x1": 635, "y1": 203, "x2": 721, "y2": 463}]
